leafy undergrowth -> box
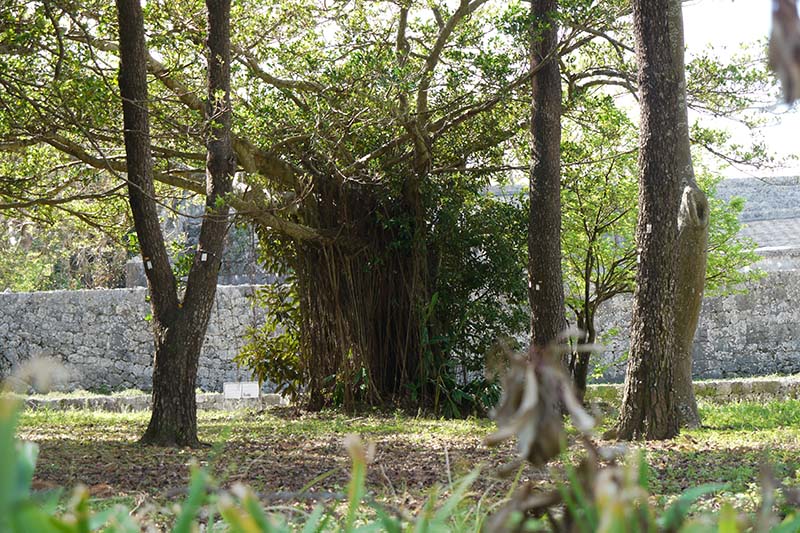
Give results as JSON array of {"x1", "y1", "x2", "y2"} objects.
[{"x1": 14, "y1": 399, "x2": 800, "y2": 527}]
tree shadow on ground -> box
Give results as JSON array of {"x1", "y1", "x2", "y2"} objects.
[
  {"x1": 24, "y1": 428, "x2": 531, "y2": 510},
  {"x1": 25, "y1": 409, "x2": 799, "y2": 512}
]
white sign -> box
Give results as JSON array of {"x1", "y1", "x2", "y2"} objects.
[
  {"x1": 223, "y1": 381, "x2": 260, "y2": 399},
  {"x1": 241, "y1": 381, "x2": 260, "y2": 398}
]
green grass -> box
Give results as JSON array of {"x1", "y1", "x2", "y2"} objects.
[
  {"x1": 637, "y1": 400, "x2": 800, "y2": 513},
  {"x1": 1, "y1": 388, "x2": 148, "y2": 400},
  {"x1": 698, "y1": 399, "x2": 800, "y2": 431}
]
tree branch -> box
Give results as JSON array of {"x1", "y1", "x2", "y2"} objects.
[
  {"x1": 40, "y1": 133, "x2": 336, "y2": 245},
  {"x1": 416, "y1": 0, "x2": 489, "y2": 120},
  {"x1": 66, "y1": 32, "x2": 300, "y2": 190},
  {"x1": 0, "y1": 185, "x2": 125, "y2": 210},
  {"x1": 235, "y1": 46, "x2": 324, "y2": 93}
]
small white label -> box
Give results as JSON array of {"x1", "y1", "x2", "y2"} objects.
[
  {"x1": 145, "y1": 260, "x2": 153, "y2": 270},
  {"x1": 223, "y1": 381, "x2": 260, "y2": 399},
  {"x1": 200, "y1": 252, "x2": 208, "y2": 262},
  {"x1": 535, "y1": 284, "x2": 540, "y2": 291},
  {"x1": 646, "y1": 223, "x2": 652, "y2": 233},
  {"x1": 223, "y1": 382, "x2": 241, "y2": 399},
  {"x1": 241, "y1": 381, "x2": 259, "y2": 398}
]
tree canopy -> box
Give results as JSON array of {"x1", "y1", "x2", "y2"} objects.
[{"x1": 0, "y1": 0, "x2": 774, "y2": 413}]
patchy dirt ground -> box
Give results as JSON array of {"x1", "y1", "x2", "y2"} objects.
[
  {"x1": 17, "y1": 400, "x2": 800, "y2": 520},
  {"x1": 19, "y1": 407, "x2": 542, "y2": 512}
]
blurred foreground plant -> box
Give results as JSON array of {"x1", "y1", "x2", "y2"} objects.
[{"x1": 483, "y1": 333, "x2": 800, "y2": 532}]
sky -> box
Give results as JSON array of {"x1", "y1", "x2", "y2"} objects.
[{"x1": 682, "y1": 0, "x2": 800, "y2": 177}]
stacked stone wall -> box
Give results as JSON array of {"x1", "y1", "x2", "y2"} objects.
[
  {"x1": 715, "y1": 176, "x2": 800, "y2": 222},
  {"x1": 594, "y1": 270, "x2": 800, "y2": 382},
  {"x1": 0, "y1": 285, "x2": 260, "y2": 391},
  {"x1": 2, "y1": 270, "x2": 800, "y2": 390}
]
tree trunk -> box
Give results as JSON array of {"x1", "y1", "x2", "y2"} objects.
[
  {"x1": 569, "y1": 237, "x2": 596, "y2": 401},
  {"x1": 528, "y1": 0, "x2": 566, "y2": 347},
  {"x1": 142, "y1": 317, "x2": 206, "y2": 446},
  {"x1": 116, "y1": 0, "x2": 233, "y2": 447},
  {"x1": 115, "y1": 0, "x2": 178, "y2": 317},
  {"x1": 674, "y1": 185, "x2": 707, "y2": 428},
  {"x1": 570, "y1": 308, "x2": 595, "y2": 403},
  {"x1": 295, "y1": 207, "x2": 429, "y2": 410},
  {"x1": 294, "y1": 8, "x2": 440, "y2": 411},
  {"x1": 142, "y1": 0, "x2": 235, "y2": 445},
  {"x1": 668, "y1": 0, "x2": 709, "y2": 429},
  {"x1": 616, "y1": 0, "x2": 683, "y2": 441}
]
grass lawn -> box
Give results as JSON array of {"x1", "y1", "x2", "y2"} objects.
[
  {"x1": 645, "y1": 401, "x2": 800, "y2": 511},
  {"x1": 14, "y1": 398, "x2": 800, "y2": 527}
]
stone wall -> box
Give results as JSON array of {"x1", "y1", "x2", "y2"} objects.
[
  {"x1": 3, "y1": 269, "x2": 800, "y2": 391},
  {"x1": 715, "y1": 176, "x2": 800, "y2": 222},
  {"x1": 0, "y1": 285, "x2": 261, "y2": 392},
  {"x1": 594, "y1": 270, "x2": 800, "y2": 383}
]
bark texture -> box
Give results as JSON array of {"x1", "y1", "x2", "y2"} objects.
[
  {"x1": 616, "y1": 0, "x2": 683, "y2": 440},
  {"x1": 569, "y1": 306, "x2": 596, "y2": 402},
  {"x1": 116, "y1": 0, "x2": 233, "y2": 447},
  {"x1": 528, "y1": 0, "x2": 566, "y2": 347},
  {"x1": 294, "y1": 189, "x2": 431, "y2": 411},
  {"x1": 668, "y1": 0, "x2": 709, "y2": 429},
  {"x1": 674, "y1": 185, "x2": 708, "y2": 428}
]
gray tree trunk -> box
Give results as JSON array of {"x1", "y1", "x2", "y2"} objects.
[
  {"x1": 674, "y1": 185, "x2": 708, "y2": 428},
  {"x1": 616, "y1": 0, "x2": 683, "y2": 441},
  {"x1": 668, "y1": 0, "x2": 709, "y2": 429},
  {"x1": 528, "y1": 0, "x2": 566, "y2": 347}
]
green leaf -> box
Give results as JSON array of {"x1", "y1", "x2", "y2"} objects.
[
  {"x1": 0, "y1": 397, "x2": 22, "y2": 529},
  {"x1": 14, "y1": 441, "x2": 38, "y2": 502},
  {"x1": 716, "y1": 503, "x2": 738, "y2": 533},
  {"x1": 173, "y1": 466, "x2": 208, "y2": 533},
  {"x1": 368, "y1": 504, "x2": 402, "y2": 533},
  {"x1": 344, "y1": 448, "x2": 367, "y2": 531},
  {"x1": 658, "y1": 483, "x2": 725, "y2": 531},
  {"x1": 300, "y1": 505, "x2": 328, "y2": 533},
  {"x1": 242, "y1": 491, "x2": 273, "y2": 532},
  {"x1": 10, "y1": 502, "x2": 60, "y2": 533},
  {"x1": 87, "y1": 506, "x2": 117, "y2": 530},
  {"x1": 564, "y1": 462, "x2": 598, "y2": 531},
  {"x1": 432, "y1": 469, "x2": 480, "y2": 524},
  {"x1": 770, "y1": 513, "x2": 800, "y2": 533}
]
